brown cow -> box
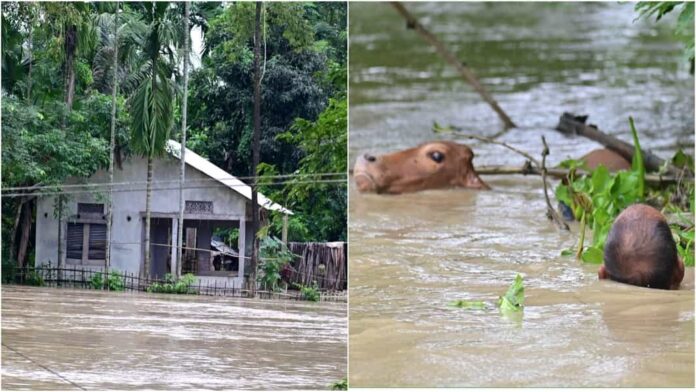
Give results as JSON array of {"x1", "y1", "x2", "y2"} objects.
[
  {"x1": 353, "y1": 141, "x2": 489, "y2": 194},
  {"x1": 353, "y1": 142, "x2": 632, "y2": 194},
  {"x1": 580, "y1": 148, "x2": 631, "y2": 171}
]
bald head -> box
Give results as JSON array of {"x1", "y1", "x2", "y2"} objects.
[{"x1": 599, "y1": 204, "x2": 684, "y2": 290}]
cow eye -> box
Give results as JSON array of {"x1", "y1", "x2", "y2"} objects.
[{"x1": 429, "y1": 151, "x2": 445, "y2": 163}]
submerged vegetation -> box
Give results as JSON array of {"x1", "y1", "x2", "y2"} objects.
[
  {"x1": 497, "y1": 274, "x2": 525, "y2": 313},
  {"x1": 556, "y1": 118, "x2": 695, "y2": 266},
  {"x1": 330, "y1": 377, "x2": 348, "y2": 391},
  {"x1": 147, "y1": 273, "x2": 196, "y2": 294},
  {"x1": 450, "y1": 274, "x2": 525, "y2": 313},
  {"x1": 296, "y1": 281, "x2": 321, "y2": 302},
  {"x1": 90, "y1": 269, "x2": 125, "y2": 291}
]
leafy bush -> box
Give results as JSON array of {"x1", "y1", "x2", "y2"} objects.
[
  {"x1": 25, "y1": 269, "x2": 44, "y2": 286},
  {"x1": 90, "y1": 269, "x2": 125, "y2": 291},
  {"x1": 147, "y1": 273, "x2": 196, "y2": 294},
  {"x1": 330, "y1": 377, "x2": 348, "y2": 391},
  {"x1": 556, "y1": 118, "x2": 694, "y2": 266},
  {"x1": 2, "y1": 258, "x2": 17, "y2": 284},
  {"x1": 296, "y1": 281, "x2": 321, "y2": 302},
  {"x1": 258, "y1": 236, "x2": 295, "y2": 292}
]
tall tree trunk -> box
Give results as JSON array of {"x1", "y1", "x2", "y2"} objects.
[
  {"x1": 26, "y1": 15, "x2": 33, "y2": 103},
  {"x1": 177, "y1": 1, "x2": 190, "y2": 279},
  {"x1": 143, "y1": 155, "x2": 153, "y2": 280},
  {"x1": 10, "y1": 199, "x2": 24, "y2": 261},
  {"x1": 17, "y1": 200, "x2": 33, "y2": 267},
  {"x1": 249, "y1": 1, "x2": 262, "y2": 297},
  {"x1": 64, "y1": 24, "x2": 77, "y2": 111},
  {"x1": 106, "y1": 2, "x2": 120, "y2": 288}
]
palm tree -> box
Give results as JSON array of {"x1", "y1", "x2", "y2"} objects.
[{"x1": 128, "y1": 2, "x2": 178, "y2": 279}]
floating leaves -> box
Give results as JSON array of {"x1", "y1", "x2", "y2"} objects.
[{"x1": 497, "y1": 274, "x2": 524, "y2": 312}]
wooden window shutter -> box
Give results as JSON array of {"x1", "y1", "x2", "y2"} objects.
[
  {"x1": 88, "y1": 224, "x2": 107, "y2": 260},
  {"x1": 67, "y1": 223, "x2": 84, "y2": 259}
]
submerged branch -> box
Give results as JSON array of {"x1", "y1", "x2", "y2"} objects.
[
  {"x1": 541, "y1": 136, "x2": 570, "y2": 231},
  {"x1": 475, "y1": 165, "x2": 688, "y2": 186}
]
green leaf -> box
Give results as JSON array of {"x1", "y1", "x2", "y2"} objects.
[
  {"x1": 449, "y1": 300, "x2": 487, "y2": 310},
  {"x1": 591, "y1": 165, "x2": 611, "y2": 194},
  {"x1": 581, "y1": 246, "x2": 604, "y2": 264},
  {"x1": 671, "y1": 148, "x2": 694, "y2": 169},
  {"x1": 560, "y1": 248, "x2": 574, "y2": 257},
  {"x1": 497, "y1": 274, "x2": 524, "y2": 312},
  {"x1": 555, "y1": 184, "x2": 572, "y2": 206}
]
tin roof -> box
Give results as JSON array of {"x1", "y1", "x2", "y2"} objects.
[{"x1": 166, "y1": 140, "x2": 292, "y2": 215}]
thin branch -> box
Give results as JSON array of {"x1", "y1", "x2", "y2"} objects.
[
  {"x1": 434, "y1": 127, "x2": 541, "y2": 168},
  {"x1": 390, "y1": 1, "x2": 516, "y2": 129},
  {"x1": 473, "y1": 165, "x2": 687, "y2": 186},
  {"x1": 541, "y1": 136, "x2": 569, "y2": 231}
]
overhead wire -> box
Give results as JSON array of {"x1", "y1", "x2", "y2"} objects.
[
  {"x1": 1, "y1": 177, "x2": 347, "y2": 198},
  {"x1": 1, "y1": 171, "x2": 347, "y2": 192}
]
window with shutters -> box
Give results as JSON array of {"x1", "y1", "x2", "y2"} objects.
[{"x1": 66, "y1": 222, "x2": 107, "y2": 265}]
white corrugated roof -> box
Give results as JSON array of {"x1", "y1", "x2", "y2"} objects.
[{"x1": 166, "y1": 140, "x2": 292, "y2": 215}]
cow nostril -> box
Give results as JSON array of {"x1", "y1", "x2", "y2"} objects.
[{"x1": 364, "y1": 153, "x2": 376, "y2": 162}]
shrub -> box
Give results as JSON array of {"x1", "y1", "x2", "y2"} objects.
[
  {"x1": 330, "y1": 377, "x2": 348, "y2": 391},
  {"x1": 296, "y1": 281, "x2": 320, "y2": 302},
  {"x1": 147, "y1": 273, "x2": 196, "y2": 294},
  {"x1": 90, "y1": 269, "x2": 125, "y2": 291},
  {"x1": 258, "y1": 236, "x2": 295, "y2": 292},
  {"x1": 25, "y1": 269, "x2": 44, "y2": 286}
]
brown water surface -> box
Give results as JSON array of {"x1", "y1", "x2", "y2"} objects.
[
  {"x1": 349, "y1": 179, "x2": 694, "y2": 387},
  {"x1": 2, "y1": 285, "x2": 346, "y2": 390}
]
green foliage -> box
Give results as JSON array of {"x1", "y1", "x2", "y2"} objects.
[
  {"x1": 1, "y1": 257, "x2": 17, "y2": 283},
  {"x1": 25, "y1": 269, "x2": 44, "y2": 287},
  {"x1": 127, "y1": 3, "x2": 179, "y2": 159},
  {"x1": 213, "y1": 227, "x2": 240, "y2": 248},
  {"x1": 448, "y1": 274, "x2": 524, "y2": 313},
  {"x1": 497, "y1": 274, "x2": 524, "y2": 312},
  {"x1": 146, "y1": 273, "x2": 196, "y2": 294},
  {"x1": 258, "y1": 236, "x2": 295, "y2": 292},
  {"x1": 90, "y1": 269, "x2": 125, "y2": 291},
  {"x1": 330, "y1": 377, "x2": 348, "y2": 391},
  {"x1": 260, "y1": 98, "x2": 347, "y2": 242},
  {"x1": 296, "y1": 281, "x2": 321, "y2": 302},
  {"x1": 448, "y1": 300, "x2": 487, "y2": 310},
  {"x1": 556, "y1": 118, "x2": 694, "y2": 266},
  {"x1": 635, "y1": 2, "x2": 694, "y2": 72},
  {"x1": 188, "y1": 3, "x2": 347, "y2": 243},
  {"x1": 1, "y1": 95, "x2": 111, "y2": 188}
]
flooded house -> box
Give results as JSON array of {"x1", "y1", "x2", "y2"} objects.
[{"x1": 34, "y1": 140, "x2": 291, "y2": 287}]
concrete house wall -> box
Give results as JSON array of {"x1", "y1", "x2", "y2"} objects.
[{"x1": 35, "y1": 153, "x2": 254, "y2": 287}]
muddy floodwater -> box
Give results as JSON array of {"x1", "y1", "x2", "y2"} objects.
[
  {"x1": 2, "y1": 285, "x2": 346, "y2": 390},
  {"x1": 349, "y1": 2, "x2": 694, "y2": 388}
]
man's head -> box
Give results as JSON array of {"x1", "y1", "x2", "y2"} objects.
[
  {"x1": 599, "y1": 204, "x2": 684, "y2": 290},
  {"x1": 352, "y1": 141, "x2": 489, "y2": 194}
]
